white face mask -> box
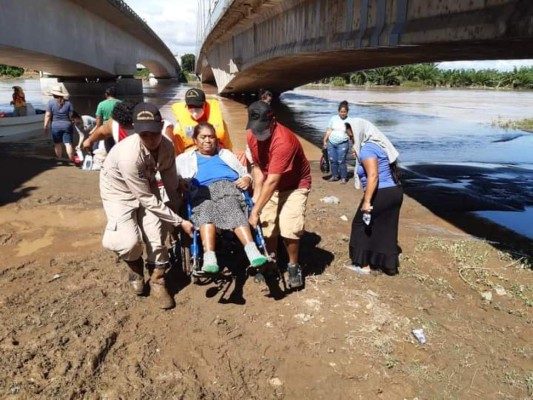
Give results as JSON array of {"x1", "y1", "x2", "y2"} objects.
[
  {"x1": 190, "y1": 108, "x2": 204, "y2": 120},
  {"x1": 254, "y1": 128, "x2": 272, "y2": 141}
]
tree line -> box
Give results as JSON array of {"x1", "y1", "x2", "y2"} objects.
[
  {"x1": 318, "y1": 63, "x2": 533, "y2": 90},
  {"x1": 4, "y1": 60, "x2": 533, "y2": 90},
  {"x1": 0, "y1": 65, "x2": 24, "y2": 78}
]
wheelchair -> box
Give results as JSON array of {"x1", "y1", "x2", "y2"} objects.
[{"x1": 170, "y1": 189, "x2": 281, "y2": 286}]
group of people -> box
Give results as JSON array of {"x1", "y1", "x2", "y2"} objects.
[
  {"x1": 76, "y1": 87, "x2": 310, "y2": 310},
  {"x1": 42, "y1": 83, "x2": 401, "y2": 310}
]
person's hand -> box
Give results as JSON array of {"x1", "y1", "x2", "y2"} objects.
[
  {"x1": 81, "y1": 138, "x2": 93, "y2": 152},
  {"x1": 361, "y1": 201, "x2": 372, "y2": 213},
  {"x1": 43, "y1": 126, "x2": 49, "y2": 136},
  {"x1": 180, "y1": 220, "x2": 195, "y2": 237},
  {"x1": 249, "y1": 209, "x2": 260, "y2": 228},
  {"x1": 322, "y1": 141, "x2": 327, "y2": 149},
  {"x1": 235, "y1": 176, "x2": 251, "y2": 190}
]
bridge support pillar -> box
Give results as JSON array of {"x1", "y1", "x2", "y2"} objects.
[{"x1": 41, "y1": 77, "x2": 143, "y2": 115}]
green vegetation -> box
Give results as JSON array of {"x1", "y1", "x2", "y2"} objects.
[
  {"x1": 134, "y1": 68, "x2": 151, "y2": 79},
  {"x1": 492, "y1": 117, "x2": 533, "y2": 132},
  {"x1": 0, "y1": 64, "x2": 24, "y2": 78},
  {"x1": 317, "y1": 63, "x2": 533, "y2": 90},
  {"x1": 180, "y1": 54, "x2": 196, "y2": 73}
]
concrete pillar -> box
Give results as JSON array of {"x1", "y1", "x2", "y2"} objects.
[{"x1": 41, "y1": 77, "x2": 144, "y2": 115}]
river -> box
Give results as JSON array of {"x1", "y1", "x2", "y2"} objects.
[{"x1": 1, "y1": 79, "x2": 532, "y2": 239}]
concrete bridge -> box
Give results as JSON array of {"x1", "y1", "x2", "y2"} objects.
[
  {"x1": 0, "y1": 0, "x2": 181, "y2": 112},
  {"x1": 197, "y1": 0, "x2": 533, "y2": 95}
]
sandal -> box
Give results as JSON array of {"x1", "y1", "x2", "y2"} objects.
[{"x1": 343, "y1": 265, "x2": 371, "y2": 275}]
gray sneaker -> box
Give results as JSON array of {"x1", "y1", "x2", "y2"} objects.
[{"x1": 287, "y1": 263, "x2": 304, "y2": 289}]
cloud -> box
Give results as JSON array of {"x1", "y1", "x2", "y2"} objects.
[
  {"x1": 438, "y1": 60, "x2": 533, "y2": 72},
  {"x1": 126, "y1": 0, "x2": 198, "y2": 57}
]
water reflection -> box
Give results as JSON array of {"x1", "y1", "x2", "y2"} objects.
[{"x1": 278, "y1": 90, "x2": 533, "y2": 239}]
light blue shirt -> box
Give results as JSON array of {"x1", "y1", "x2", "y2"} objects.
[
  {"x1": 327, "y1": 115, "x2": 350, "y2": 145},
  {"x1": 357, "y1": 143, "x2": 397, "y2": 190}
]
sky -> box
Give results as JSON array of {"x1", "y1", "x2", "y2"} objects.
[
  {"x1": 127, "y1": 0, "x2": 198, "y2": 58},
  {"x1": 126, "y1": 0, "x2": 533, "y2": 71}
]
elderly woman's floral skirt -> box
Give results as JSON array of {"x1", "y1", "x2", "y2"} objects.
[{"x1": 191, "y1": 179, "x2": 248, "y2": 229}]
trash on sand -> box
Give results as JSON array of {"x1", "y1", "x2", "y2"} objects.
[
  {"x1": 412, "y1": 328, "x2": 426, "y2": 344},
  {"x1": 481, "y1": 291, "x2": 493, "y2": 302},
  {"x1": 320, "y1": 196, "x2": 340, "y2": 204},
  {"x1": 494, "y1": 286, "x2": 507, "y2": 296},
  {"x1": 269, "y1": 377, "x2": 283, "y2": 387},
  {"x1": 48, "y1": 274, "x2": 62, "y2": 282},
  {"x1": 340, "y1": 215, "x2": 348, "y2": 221}
]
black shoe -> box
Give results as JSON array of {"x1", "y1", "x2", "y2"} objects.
[{"x1": 287, "y1": 263, "x2": 304, "y2": 289}]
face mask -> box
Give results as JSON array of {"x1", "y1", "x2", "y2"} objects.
[
  {"x1": 254, "y1": 128, "x2": 272, "y2": 141},
  {"x1": 190, "y1": 108, "x2": 204, "y2": 120}
]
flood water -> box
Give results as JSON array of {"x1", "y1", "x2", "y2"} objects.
[{"x1": 1, "y1": 79, "x2": 532, "y2": 239}]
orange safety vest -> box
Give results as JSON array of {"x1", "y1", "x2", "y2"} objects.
[{"x1": 170, "y1": 99, "x2": 232, "y2": 154}]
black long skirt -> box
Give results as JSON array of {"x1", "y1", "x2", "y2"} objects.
[{"x1": 349, "y1": 185, "x2": 403, "y2": 275}]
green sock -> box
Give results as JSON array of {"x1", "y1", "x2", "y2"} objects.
[{"x1": 245, "y1": 242, "x2": 267, "y2": 267}]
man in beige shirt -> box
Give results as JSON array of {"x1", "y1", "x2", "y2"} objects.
[{"x1": 100, "y1": 103, "x2": 193, "y2": 309}]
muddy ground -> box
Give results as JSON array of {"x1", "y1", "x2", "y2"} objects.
[{"x1": 0, "y1": 135, "x2": 532, "y2": 400}]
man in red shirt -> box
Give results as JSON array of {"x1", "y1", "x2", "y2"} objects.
[{"x1": 246, "y1": 101, "x2": 311, "y2": 289}]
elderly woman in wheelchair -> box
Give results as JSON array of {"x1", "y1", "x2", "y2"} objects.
[{"x1": 176, "y1": 122, "x2": 268, "y2": 274}]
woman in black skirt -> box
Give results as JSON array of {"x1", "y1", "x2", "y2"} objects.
[{"x1": 347, "y1": 118, "x2": 403, "y2": 275}]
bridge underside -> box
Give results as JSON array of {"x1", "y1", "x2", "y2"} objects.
[
  {"x1": 0, "y1": 45, "x2": 112, "y2": 78},
  {"x1": 1, "y1": 0, "x2": 179, "y2": 79},
  {"x1": 209, "y1": 38, "x2": 533, "y2": 95},
  {"x1": 198, "y1": 0, "x2": 533, "y2": 95}
]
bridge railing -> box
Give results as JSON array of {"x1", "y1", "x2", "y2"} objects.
[
  {"x1": 196, "y1": 0, "x2": 234, "y2": 58},
  {"x1": 107, "y1": 0, "x2": 175, "y2": 58}
]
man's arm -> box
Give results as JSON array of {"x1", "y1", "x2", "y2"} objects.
[
  {"x1": 82, "y1": 118, "x2": 113, "y2": 151},
  {"x1": 249, "y1": 171, "x2": 281, "y2": 228}
]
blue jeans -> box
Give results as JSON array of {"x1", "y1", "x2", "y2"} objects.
[{"x1": 327, "y1": 141, "x2": 350, "y2": 180}]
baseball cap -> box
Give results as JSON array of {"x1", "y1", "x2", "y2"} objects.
[
  {"x1": 132, "y1": 103, "x2": 162, "y2": 133},
  {"x1": 246, "y1": 100, "x2": 274, "y2": 135},
  {"x1": 185, "y1": 88, "x2": 206, "y2": 108}
]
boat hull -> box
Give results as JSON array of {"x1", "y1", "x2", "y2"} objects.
[{"x1": 0, "y1": 114, "x2": 44, "y2": 142}]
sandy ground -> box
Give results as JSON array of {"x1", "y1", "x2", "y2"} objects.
[{"x1": 0, "y1": 90, "x2": 532, "y2": 398}]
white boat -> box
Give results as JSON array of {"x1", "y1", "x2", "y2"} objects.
[{"x1": 0, "y1": 103, "x2": 44, "y2": 142}]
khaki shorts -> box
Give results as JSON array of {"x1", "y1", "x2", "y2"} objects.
[{"x1": 260, "y1": 188, "x2": 309, "y2": 240}]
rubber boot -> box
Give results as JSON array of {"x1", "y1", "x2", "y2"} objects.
[
  {"x1": 150, "y1": 267, "x2": 175, "y2": 310},
  {"x1": 125, "y1": 257, "x2": 145, "y2": 295}
]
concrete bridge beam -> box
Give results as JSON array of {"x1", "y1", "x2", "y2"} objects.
[
  {"x1": 0, "y1": 0, "x2": 179, "y2": 79},
  {"x1": 197, "y1": 0, "x2": 533, "y2": 94}
]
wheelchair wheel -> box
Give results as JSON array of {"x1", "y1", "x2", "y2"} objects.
[{"x1": 181, "y1": 245, "x2": 192, "y2": 276}]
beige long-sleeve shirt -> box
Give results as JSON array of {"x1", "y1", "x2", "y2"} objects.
[{"x1": 99, "y1": 134, "x2": 183, "y2": 226}]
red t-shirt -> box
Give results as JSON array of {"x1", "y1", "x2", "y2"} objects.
[{"x1": 247, "y1": 122, "x2": 311, "y2": 192}]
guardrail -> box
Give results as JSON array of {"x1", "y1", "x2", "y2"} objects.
[
  {"x1": 107, "y1": 0, "x2": 175, "y2": 58},
  {"x1": 196, "y1": 0, "x2": 234, "y2": 57}
]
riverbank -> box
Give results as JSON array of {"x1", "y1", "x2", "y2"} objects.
[{"x1": 0, "y1": 135, "x2": 532, "y2": 398}]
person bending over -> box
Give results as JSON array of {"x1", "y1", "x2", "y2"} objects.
[{"x1": 176, "y1": 122, "x2": 268, "y2": 274}]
